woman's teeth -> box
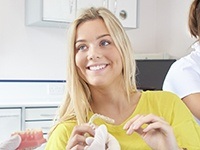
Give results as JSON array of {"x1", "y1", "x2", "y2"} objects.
[{"x1": 89, "y1": 65, "x2": 106, "y2": 71}]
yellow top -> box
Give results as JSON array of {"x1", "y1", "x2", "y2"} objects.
[{"x1": 45, "y1": 91, "x2": 200, "y2": 150}]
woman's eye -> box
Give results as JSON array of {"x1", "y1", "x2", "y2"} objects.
[
  {"x1": 100, "y1": 40, "x2": 110, "y2": 46},
  {"x1": 77, "y1": 45, "x2": 87, "y2": 51}
]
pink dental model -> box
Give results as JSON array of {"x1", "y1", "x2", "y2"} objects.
[{"x1": 12, "y1": 129, "x2": 46, "y2": 150}]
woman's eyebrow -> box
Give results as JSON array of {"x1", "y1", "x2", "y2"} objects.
[
  {"x1": 75, "y1": 39, "x2": 86, "y2": 44},
  {"x1": 96, "y1": 34, "x2": 110, "y2": 40},
  {"x1": 75, "y1": 34, "x2": 111, "y2": 44}
]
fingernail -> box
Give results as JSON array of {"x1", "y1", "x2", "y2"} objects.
[
  {"x1": 126, "y1": 128, "x2": 132, "y2": 135},
  {"x1": 123, "y1": 124, "x2": 128, "y2": 130}
]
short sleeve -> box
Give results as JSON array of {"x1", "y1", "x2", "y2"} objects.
[
  {"x1": 170, "y1": 94, "x2": 200, "y2": 149},
  {"x1": 163, "y1": 60, "x2": 200, "y2": 98},
  {"x1": 45, "y1": 121, "x2": 76, "y2": 150}
]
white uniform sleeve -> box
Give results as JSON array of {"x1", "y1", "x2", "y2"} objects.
[{"x1": 163, "y1": 60, "x2": 200, "y2": 99}]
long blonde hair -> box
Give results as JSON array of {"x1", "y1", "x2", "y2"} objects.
[{"x1": 50, "y1": 7, "x2": 137, "y2": 136}]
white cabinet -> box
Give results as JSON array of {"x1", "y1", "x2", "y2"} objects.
[
  {"x1": 0, "y1": 105, "x2": 58, "y2": 150},
  {"x1": 108, "y1": 0, "x2": 138, "y2": 28},
  {"x1": 43, "y1": 0, "x2": 76, "y2": 22},
  {"x1": 25, "y1": 0, "x2": 76, "y2": 27},
  {"x1": 76, "y1": 0, "x2": 137, "y2": 28},
  {"x1": 25, "y1": 0, "x2": 137, "y2": 28},
  {"x1": 77, "y1": 0, "x2": 108, "y2": 9},
  {"x1": 24, "y1": 107, "x2": 57, "y2": 134},
  {"x1": 24, "y1": 106, "x2": 58, "y2": 150},
  {"x1": 0, "y1": 108, "x2": 21, "y2": 142}
]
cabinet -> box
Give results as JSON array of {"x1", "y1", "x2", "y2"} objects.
[
  {"x1": 108, "y1": 0, "x2": 138, "y2": 28},
  {"x1": 25, "y1": 0, "x2": 76, "y2": 27},
  {"x1": 76, "y1": 0, "x2": 108, "y2": 9},
  {"x1": 43, "y1": 0, "x2": 76, "y2": 23},
  {"x1": 26, "y1": 0, "x2": 137, "y2": 28},
  {"x1": 77, "y1": 0, "x2": 138, "y2": 28},
  {"x1": 0, "y1": 108, "x2": 21, "y2": 142},
  {"x1": 24, "y1": 107, "x2": 57, "y2": 134},
  {"x1": 0, "y1": 105, "x2": 58, "y2": 150},
  {"x1": 24, "y1": 106, "x2": 58, "y2": 150}
]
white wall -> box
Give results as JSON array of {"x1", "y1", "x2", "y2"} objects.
[
  {"x1": 155, "y1": 0, "x2": 195, "y2": 58},
  {"x1": 127, "y1": 0, "x2": 158, "y2": 55},
  {"x1": 0, "y1": 0, "x2": 67, "y2": 80},
  {"x1": 0, "y1": 0, "x2": 196, "y2": 80},
  {"x1": 128, "y1": 0, "x2": 195, "y2": 58}
]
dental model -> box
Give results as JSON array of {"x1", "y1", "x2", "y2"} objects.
[
  {"x1": 85, "y1": 114, "x2": 121, "y2": 150},
  {"x1": 12, "y1": 129, "x2": 46, "y2": 150},
  {"x1": 88, "y1": 113, "x2": 115, "y2": 124}
]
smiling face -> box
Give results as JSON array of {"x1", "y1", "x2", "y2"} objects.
[{"x1": 75, "y1": 19, "x2": 123, "y2": 88}]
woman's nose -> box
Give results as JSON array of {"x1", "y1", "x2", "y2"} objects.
[{"x1": 87, "y1": 46, "x2": 102, "y2": 60}]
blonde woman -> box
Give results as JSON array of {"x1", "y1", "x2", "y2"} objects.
[{"x1": 45, "y1": 7, "x2": 200, "y2": 150}]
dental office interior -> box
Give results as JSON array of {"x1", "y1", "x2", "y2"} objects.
[{"x1": 0, "y1": 0, "x2": 196, "y2": 149}]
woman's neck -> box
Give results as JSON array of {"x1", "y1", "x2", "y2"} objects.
[{"x1": 90, "y1": 89, "x2": 141, "y2": 125}]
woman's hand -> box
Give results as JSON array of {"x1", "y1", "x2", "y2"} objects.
[
  {"x1": 66, "y1": 124, "x2": 95, "y2": 150},
  {"x1": 123, "y1": 114, "x2": 179, "y2": 150}
]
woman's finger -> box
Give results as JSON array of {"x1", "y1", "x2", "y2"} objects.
[
  {"x1": 123, "y1": 114, "x2": 143, "y2": 130},
  {"x1": 131, "y1": 114, "x2": 168, "y2": 130},
  {"x1": 143, "y1": 121, "x2": 171, "y2": 134},
  {"x1": 66, "y1": 124, "x2": 95, "y2": 149},
  {"x1": 71, "y1": 124, "x2": 95, "y2": 136}
]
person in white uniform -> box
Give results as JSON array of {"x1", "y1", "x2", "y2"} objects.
[{"x1": 163, "y1": 0, "x2": 200, "y2": 124}]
